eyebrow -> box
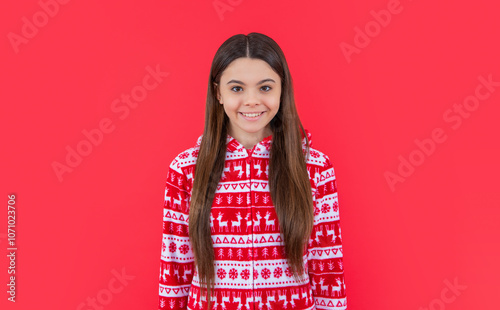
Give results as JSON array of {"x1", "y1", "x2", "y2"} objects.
[{"x1": 226, "y1": 78, "x2": 276, "y2": 85}]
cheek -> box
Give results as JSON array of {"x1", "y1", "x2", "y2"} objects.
[
  {"x1": 222, "y1": 102, "x2": 239, "y2": 115},
  {"x1": 268, "y1": 97, "x2": 280, "y2": 111}
]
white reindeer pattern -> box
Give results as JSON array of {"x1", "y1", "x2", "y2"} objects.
[
  {"x1": 264, "y1": 211, "x2": 275, "y2": 231},
  {"x1": 231, "y1": 212, "x2": 243, "y2": 232},
  {"x1": 182, "y1": 266, "x2": 192, "y2": 283},
  {"x1": 319, "y1": 277, "x2": 330, "y2": 296},
  {"x1": 254, "y1": 211, "x2": 263, "y2": 231},
  {"x1": 234, "y1": 164, "x2": 244, "y2": 178},
  {"x1": 216, "y1": 212, "x2": 229, "y2": 232},
  {"x1": 245, "y1": 213, "x2": 252, "y2": 232},
  {"x1": 331, "y1": 278, "x2": 343, "y2": 296}
]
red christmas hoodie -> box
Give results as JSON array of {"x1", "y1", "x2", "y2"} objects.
[{"x1": 158, "y1": 129, "x2": 347, "y2": 310}]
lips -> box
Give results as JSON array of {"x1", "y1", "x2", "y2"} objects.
[
  {"x1": 239, "y1": 111, "x2": 265, "y2": 120},
  {"x1": 239, "y1": 112, "x2": 265, "y2": 117}
]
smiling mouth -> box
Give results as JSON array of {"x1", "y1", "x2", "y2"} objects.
[{"x1": 239, "y1": 111, "x2": 265, "y2": 118}]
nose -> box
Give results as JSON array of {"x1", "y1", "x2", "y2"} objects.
[{"x1": 244, "y1": 90, "x2": 261, "y2": 106}]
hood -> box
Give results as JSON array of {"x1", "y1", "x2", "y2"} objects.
[{"x1": 195, "y1": 128, "x2": 312, "y2": 153}]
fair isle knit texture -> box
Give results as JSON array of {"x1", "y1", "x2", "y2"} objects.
[{"x1": 158, "y1": 129, "x2": 347, "y2": 310}]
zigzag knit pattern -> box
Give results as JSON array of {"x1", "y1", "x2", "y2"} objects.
[{"x1": 158, "y1": 129, "x2": 347, "y2": 310}]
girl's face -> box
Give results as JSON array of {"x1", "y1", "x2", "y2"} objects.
[{"x1": 216, "y1": 57, "x2": 281, "y2": 147}]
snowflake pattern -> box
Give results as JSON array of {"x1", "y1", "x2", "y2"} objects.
[
  {"x1": 333, "y1": 201, "x2": 339, "y2": 212},
  {"x1": 321, "y1": 203, "x2": 330, "y2": 213},
  {"x1": 285, "y1": 267, "x2": 293, "y2": 277},
  {"x1": 229, "y1": 268, "x2": 238, "y2": 280},
  {"x1": 314, "y1": 206, "x2": 320, "y2": 216},
  {"x1": 168, "y1": 242, "x2": 176, "y2": 253},
  {"x1": 273, "y1": 267, "x2": 283, "y2": 278},
  {"x1": 191, "y1": 149, "x2": 199, "y2": 157},
  {"x1": 179, "y1": 244, "x2": 189, "y2": 254},
  {"x1": 217, "y1": 268, "x2": 227, "y2": 280},
  {"x1": 261, "y1": 268, "x2": 271, "y2": 280},
  {"x1": 241, "y1": 269, "x2": 250, "y2": 280},
  {"x1": 178, "y1": 152, "x2": 189, "y2": 159},
  {"x1": 310, "y1": 150, "x2": 320, "y2": 158}
]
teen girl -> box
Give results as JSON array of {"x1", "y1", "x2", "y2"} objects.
[{"x1": 158, "y1": 32, "x2": 347, "y2": 310}]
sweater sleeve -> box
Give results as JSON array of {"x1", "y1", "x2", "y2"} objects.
[
  {"x1": 158, "y1": 158, "x2": 194, "y2": 310},
  {"x1": 307, "y1": 156, "x2": 347, "y2": 309}
]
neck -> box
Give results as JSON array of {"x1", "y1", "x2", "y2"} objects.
[{"x1": 228, "y1": 126, "x2": 272, "y2": 150}]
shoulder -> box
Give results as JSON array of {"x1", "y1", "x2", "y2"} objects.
[
  {"x1": 300, "y1": 129, "x2": 336, "y2": 186},
  {"x1": 167, "y1": 143, "x2": 200, "y2": 175},
  {"x1": 301, "y1": 129, "x2": 333, "y2": 170},
  {"x1": 305, "y1": 146, "x2": 333, "y2": 169},
  {"x1": 305, "y1": 146, "x2": 336, "y2": 189},
  {"x1": 307, "y1": 147, "x2": 333, "y2": 169},
  {"x1": 164, "y1": 143, "x2": 200, "y2": 194}
]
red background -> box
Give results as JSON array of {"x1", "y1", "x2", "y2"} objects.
[{"x1": 1, "y1": 0, "x2": 499, "y2": 309}]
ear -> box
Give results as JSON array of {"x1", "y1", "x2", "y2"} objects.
[{"x1": 213, "y1": 82, "x2": 222, "y2": 104}]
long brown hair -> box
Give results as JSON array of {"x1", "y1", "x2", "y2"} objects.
[{"x1": 189, "y1": 32, "x2": 313, "y2": 309}]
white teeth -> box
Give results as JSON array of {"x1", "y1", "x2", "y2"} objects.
[{"x1": 241, "y1": 112, "x2": 263, "y2": 117}]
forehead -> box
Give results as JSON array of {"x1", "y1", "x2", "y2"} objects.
[{"x1": 221, "y1": 58, "x2": 279, "y2": 81}]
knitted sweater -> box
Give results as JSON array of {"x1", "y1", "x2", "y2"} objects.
[{"x1": 158, "y1": 129, "x2": 347, "y2": 310}]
